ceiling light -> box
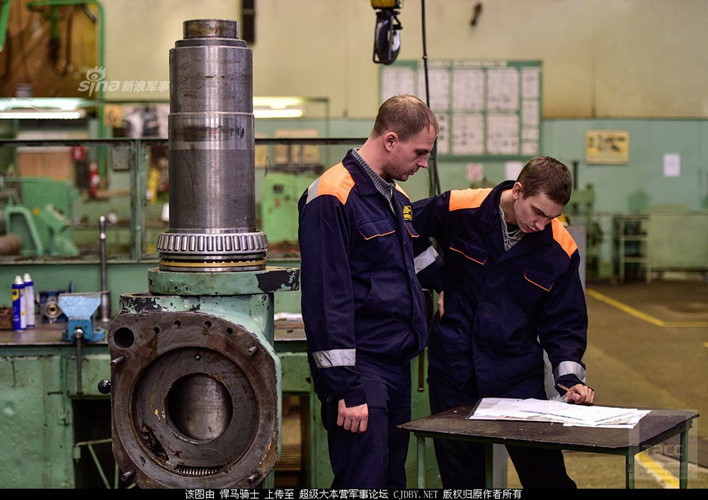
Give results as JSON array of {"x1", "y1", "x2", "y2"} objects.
[
  {"x1": 253, "y1": 107, "x2": 304, "y2": 119},
  {"x1": 0, "y1": 109, "x2": 86, "y2": 120},
  {"x1": 252, "y1": 96, "x2": 305, "y2": 119},
  {"x1": 0, "y1": 98, "x2": 89, "y2": 119}
]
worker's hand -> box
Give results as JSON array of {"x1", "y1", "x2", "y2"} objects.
[
  {"x1": 563, "y1": 384, "x2": 595, "y2": 405},
  {"x1": 437, "y1": 291, "x2": 445, "y2": 317},
  {"x1": 337, "y1": 400, "x2": 369, "y2": 433}
]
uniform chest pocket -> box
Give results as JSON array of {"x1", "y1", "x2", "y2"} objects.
[
  {"x1": 448, "y1": 237, "x2": 488, "y2": 267},
  {"x1": 357, "y1": 219, "x2": 396, "y2": 240},
  {"x1": 523, "y1": 267, "x2": 556, "y2": 292},
  {"x1": 353, "y1": 218, "x2": 399, "y2": 269}
]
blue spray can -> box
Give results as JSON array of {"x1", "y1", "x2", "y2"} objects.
[
  {"x1": 12, "y1": 275, "x2": 26, "y2": 331},
  {"x1": 23, "y1": 273, "x2": 35, "y2": 328}
]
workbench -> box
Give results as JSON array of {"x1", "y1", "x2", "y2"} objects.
[
  {"x1": 400, "y1": 403, "x2": 699, "y2": 489},
  {"x1": 0, "y1": 323, "x2": 113, "y2": 488}
]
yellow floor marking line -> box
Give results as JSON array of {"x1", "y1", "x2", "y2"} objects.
[
  {"x1": 636, "y1": 451, "x2": 680, "y2": 488},
  {"x1": 586, "y1": 289, "x2": 708, "y2": 327}
]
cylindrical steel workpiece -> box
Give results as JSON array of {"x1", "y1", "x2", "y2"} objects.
[{"x1": 157, "y1": 19, "x2": 267, "y2": 271}]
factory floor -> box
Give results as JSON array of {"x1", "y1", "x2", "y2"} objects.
[{"x1": 507, "y1": 277, "x2": 708, "y2": 489}]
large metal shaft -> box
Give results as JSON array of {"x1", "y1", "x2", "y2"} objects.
[
  {"x1": 157, "y1": 19, "x2": 267, "y2": 272},
  {"x1": 105, "y1": 20, "x2": 295, "y2": 489}
]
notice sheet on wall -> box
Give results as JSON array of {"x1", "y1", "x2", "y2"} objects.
[{"x1": 380, "y1": 59, "x2": 542, "y2": 160}]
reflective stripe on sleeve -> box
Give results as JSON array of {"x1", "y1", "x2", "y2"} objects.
[
  {"x1": 554, "y1": 360, "x2": 587, "y2": 384},
  {"x1": 312, "y1": 348, "x2": 356, "y2": 368},
  {"x1": 305, "y1": 178, "x2": 321, "y2": 204},
  {"x1": 415, "y1": 245, "x2": 440, "y2": 274}
]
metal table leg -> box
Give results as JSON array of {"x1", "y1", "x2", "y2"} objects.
[
  {"x1": 680, "y1": 429, "x2": 689, "y2": 488},
  {"x1": 625, "y1": 453, "x2": 635, "y2": 488},
  {"x1": 485, "y1": 442, "x2": 494, "y2": 488},
  {"x1": 417, "y1": 434, "x2": 426, "y2": 489}
]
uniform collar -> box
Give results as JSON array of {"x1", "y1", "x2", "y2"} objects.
[
  {"x1": 342, "y1": 149, "x2": 386, "y2": 196},
  {"x1": 351, "y1": 148, "x2": 396, "y2": 200},
  {"x1": 479, "y1": 180, "x2": 514, "y2": 229}
]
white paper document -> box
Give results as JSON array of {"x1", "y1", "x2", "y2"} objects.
[{"x1": 466, "y1": 398, "x2": 650, "y2": 428}]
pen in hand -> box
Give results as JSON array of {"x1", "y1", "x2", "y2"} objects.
[
  {"x1": 559, "y1": 383, "x2": 596, "y2": 405},
  {"x1": 558, "y1": 383, "x2": 577, "y2": 404}
]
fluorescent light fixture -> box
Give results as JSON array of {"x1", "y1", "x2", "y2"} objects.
[
  {"x1": 0, "y1": 96, "x2": 309, "y2": 120},
  {"x1": 253, "y1": 96, "x2": 304, "y2": 108},
  {"x1": 0, "y1": 98, "x2": 88, "y2": 119},
  {"x1": 0, "y1": 109, "x2": 86, "y2": 119},
  {"x1": 253, "y1": 107, "x2": 303, "y2": 119},
  {"x1": 253, "y1": 96, "x2": 305, "y2": 119}
]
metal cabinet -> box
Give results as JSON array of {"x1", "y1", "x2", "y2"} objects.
[{"x1": 613, "y1": 215, "x2": 651, "y2": 283}]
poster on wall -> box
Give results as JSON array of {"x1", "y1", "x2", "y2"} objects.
[
  {"x1": 380, "y1": 59, "x2": 542, "y2": 160},
  {"x1": 585, "y1": 130, "x2": 629, "y2": 164}
]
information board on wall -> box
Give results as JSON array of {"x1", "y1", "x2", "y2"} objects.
[{"x1": 380, "y1": 59, "x2": 542, "y2": 160}]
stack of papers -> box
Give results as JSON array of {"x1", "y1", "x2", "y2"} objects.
[{"x1": 467, "y1": 398, "x2": 650, "y2": 428}]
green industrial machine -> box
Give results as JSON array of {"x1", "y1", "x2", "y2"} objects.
[
  {"x1": 1, "y1": 176, "x2": 80, "y2": 256},
  {"x1": 106, "y1": 271, "x2": 296, "y2": 488},
  {"x1": 97, "y1": 20, "x2": 294, "y2": 489},
  {"x1": 261, "y1": 170, "x2": 320, "y2": 246}
]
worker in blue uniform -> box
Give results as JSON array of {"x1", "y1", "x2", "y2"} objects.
[
  {"x1": 412, "y1": 156, "x2": 595, "y2": 488},
  {"x1": 298, "y1": 94, "x2": 439, "y2": 488}
]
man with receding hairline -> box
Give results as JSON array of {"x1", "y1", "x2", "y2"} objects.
[{"x1": 298, "y1": 94, "x2": 439, "y2": 488}]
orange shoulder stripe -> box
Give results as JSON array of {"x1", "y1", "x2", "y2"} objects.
[
  {"x1": 551, "y1": 219, "x2": 578, "y2": 258},
  {"x1": 313, "y1": 163, "x2": 356, "y2": 205},
  {"x1": 449, "y1": 188, "x2": 493, "y2": 211}
]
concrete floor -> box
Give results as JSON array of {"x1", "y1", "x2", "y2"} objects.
[{"x1": 507, "y1": 277, "x2": 708, "y2": 489}]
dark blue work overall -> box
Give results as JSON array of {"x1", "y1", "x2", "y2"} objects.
[
  {"x1": 413, "y1": 181, "x2": 588, "y2": 488},
  {"x1": 298, "y1": 151, "x2": 429, "y2": 488}
]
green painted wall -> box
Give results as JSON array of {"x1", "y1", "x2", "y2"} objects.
[{"x1": 255, "y1": 117, "x2": 708, "y2": 212}]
